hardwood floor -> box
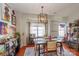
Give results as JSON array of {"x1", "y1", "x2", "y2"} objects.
[
  {"x1": 16, "y1": 43, "x2": 79, "y2": 56},
  {"x1": 16, "y1": 45, "x2": 34, "y2": 56},
  {"x1": 63, "y1": 43, "x2": 79, "y2": 56},
  {"x1": 16, "y1": 46, "x2": 26, "y2": 56}
]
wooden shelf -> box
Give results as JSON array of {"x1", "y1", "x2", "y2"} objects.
[
  {"x1": 0, "y1": 43, "x2": 5, "y2": 45},
  {"x1": 0, "y1": 19, "x2": 10, "y2": 24},
  {"x1": 0, "y1": 20, "x2": 16, "y2": 28},
  {"x1": 9, "y1": 24, "x2": 16, "y2": 28},
  {"x1": 0, "y1": 52, "x2": 6, "y2": 56}
]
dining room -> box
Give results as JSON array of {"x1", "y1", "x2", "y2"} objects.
[{"x1": 0, "y1": 3, "x2": 79, "y2": 56}]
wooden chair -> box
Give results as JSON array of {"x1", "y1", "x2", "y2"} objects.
[{"x1": 45, "y1": 40, "x2": 57, "y2": 56}]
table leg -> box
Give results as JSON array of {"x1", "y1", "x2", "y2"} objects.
[
  {"x1": 60, "y1": 43, "x2": 63, "y2": 54},
  {"x1": 38, "y1": 45, "x2": 40, "y2": 56}
]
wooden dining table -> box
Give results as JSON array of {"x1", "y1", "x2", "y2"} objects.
[{"x1": 34, "y1": 38, "x2": 63, "y2": 56}]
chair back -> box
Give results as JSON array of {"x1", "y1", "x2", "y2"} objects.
[{"x1": 47, "y1": 40, "x2": 57, "y2": 51}]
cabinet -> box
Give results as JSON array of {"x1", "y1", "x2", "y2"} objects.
[
  {"x1": 0, "y1": 37, "x2": 20, "y2": 56},
  {"x1": 66, "y1": 20, "x2": 79, "y2": 51}
]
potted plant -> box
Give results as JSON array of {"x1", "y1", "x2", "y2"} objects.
[
  {"x1": 15, "y1": 32, "x2": 20, "y2": 38},
  {"x1": 15, "y1": 32, "x2": 20, "y2": 53}
]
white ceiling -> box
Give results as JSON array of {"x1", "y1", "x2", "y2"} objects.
[{"x1": 8, "y1": 3, "x2": 79, "y2": 17}]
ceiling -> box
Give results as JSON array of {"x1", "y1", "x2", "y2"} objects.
[{"x1": 8, "y1": 3, "x2": 79, "y2": 17}]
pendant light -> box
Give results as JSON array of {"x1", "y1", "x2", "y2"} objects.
[{"x1": 38, "y1": 6, "x2": 48, "y2": 24}]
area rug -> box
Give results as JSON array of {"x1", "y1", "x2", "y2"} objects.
[
  {"x1": 24, "y1": 47, "x2": 75, "y2": 56},
  {"x1": 63, "y1": 48, "x2": 75, "y2": 56},
  {"x1": 24, "y1": 47, "x2": 56, "y2": 56},
  {"x1": 24, "y1": 47, "x2": 35, "y2": 56}
]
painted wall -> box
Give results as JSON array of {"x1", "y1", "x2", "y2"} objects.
[
  {"x1": 15, "y1": 11, "x2": 29, "y2": 47},
  {"x1": 49, "y1": 11, "x2": 79, "y2": 37}
]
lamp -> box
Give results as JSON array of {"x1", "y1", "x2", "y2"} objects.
[{"x1": 38, "y1": 6, "x2": 48, "y2": 24}]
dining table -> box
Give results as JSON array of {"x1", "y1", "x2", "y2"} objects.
[{"x1": 34, "y1": 38, "x2": 63, "y2": 56}]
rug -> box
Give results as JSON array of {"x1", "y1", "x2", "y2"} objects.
[
  {"x1": 24, "y1": 47, "x2": 35, "y2": 56},
  {"x1": 24, "y1": 47, "x2": 75, "y2": 56}
]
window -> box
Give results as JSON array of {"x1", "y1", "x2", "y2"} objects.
[
  {"x1": 38, "y1": 26, "x2": 45, "y2": 37},
  {"x1": 30, "y1": 23, "x2": 45, "y2": 38},
  {"x1": 58, "y1": 23, "x2": 66, "y2": 37}
]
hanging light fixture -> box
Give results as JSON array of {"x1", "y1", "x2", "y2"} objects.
[{"x1": 38, "y1": 6, "x2": 48, "y2": 24}]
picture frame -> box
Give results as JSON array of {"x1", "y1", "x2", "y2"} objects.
[
  {"x1": 11, "y1": 10, "x2": 16, "y2": 25},
  {"x1": 2, "y1": 3, "x2": 11, "y2": 22},
  {"x1": 11, "y1": 15, "x2": 16, "y2": 25},
  {"x1": 0, "y1": 4, "x2": 2, "y2": 20},
  {"x1": 0, "y1": 21, "x2": 8, "y2": 35}
]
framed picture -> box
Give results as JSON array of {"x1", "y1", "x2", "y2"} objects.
[
  {"x1": 0, "y1": 22, "x2": 3, "y2": 34},
  {"x1": 11, "y1": 15, "x2": 16, "y2": 25},
  {"x1": 2, "y1": 3, "x2": 11, "y2": 22},
  {"x1": 4, "y1": 22, "x2": 8, "y2": 34},
  {"x1": 0, "y1": 4, "x2": 2, "y2": 20},
  {"x1": 0, "y1": 21, "x2": 8, "y2": 35},
  {"x1": 11, "y1": 10, "x2": 16, "y2": 25}
]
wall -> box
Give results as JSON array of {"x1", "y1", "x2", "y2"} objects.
[
  {"x1": 48, "y1": 15, "x2": 67, "y2": 37},
  {"x1": 15, "y1": 11, "x2": 29, "y2": 47},
  {"x1": 49, "y1": 10, "x2": 79, "y2": 37}
]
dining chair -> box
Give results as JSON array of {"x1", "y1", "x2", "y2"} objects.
[{"x1": 45, "y1": 40, "x2": 57, "y2": 56}]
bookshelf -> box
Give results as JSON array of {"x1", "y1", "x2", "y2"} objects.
[{"x1": 0, "y1": 3, "x2": 17, "y2": 56}]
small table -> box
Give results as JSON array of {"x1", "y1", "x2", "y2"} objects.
[{"x1": 34, "y1": 39, "x2": 47, "y2": 56}]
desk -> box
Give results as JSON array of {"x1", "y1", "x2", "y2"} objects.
[{"x1": 34, "y1": 38, "x2": 47, "y2": 56}]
